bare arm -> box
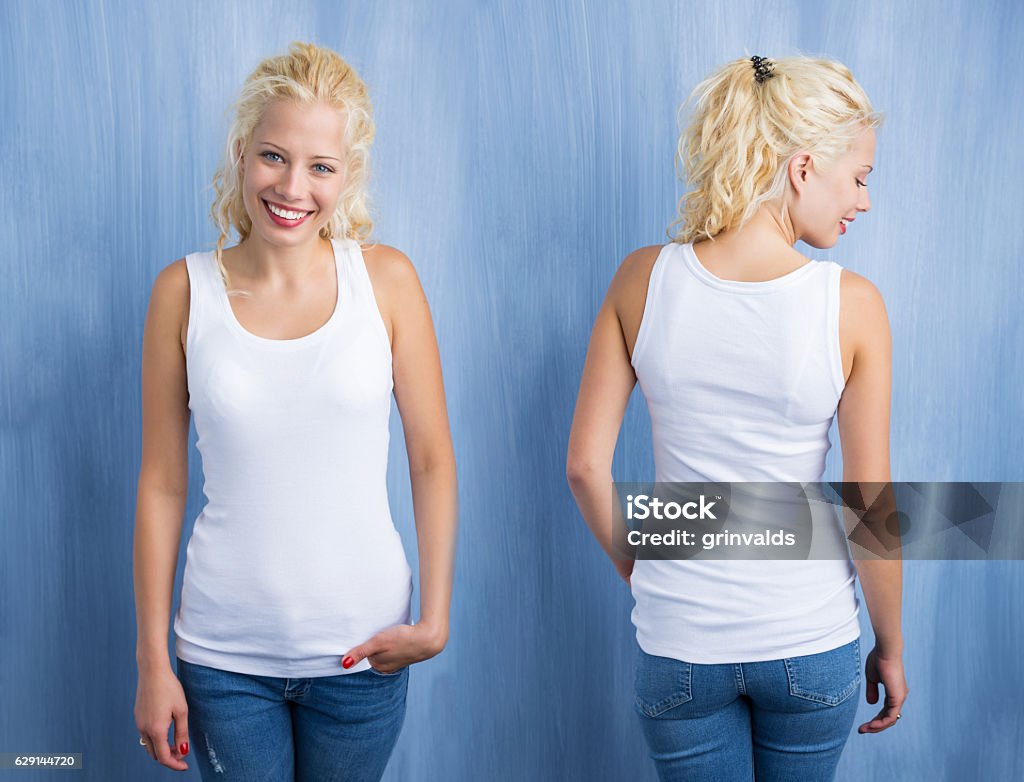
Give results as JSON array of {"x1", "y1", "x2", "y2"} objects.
[
  {"x1": 567, "y1": 247, "x2": 660, "y2": 583},
  {"x1": 838, "y1": 271, "x2": 902, "y2": 651},
  {"x1": 836, "y1": 269, "x2": 907, "y2": 733},
  {"x1": 133, "y1": 259, "x2": 192, "y2": 770},
  {"x1": 343, "y1": 246, "x2": 457, "y2": 671},
  {"x1": 134, "y1": 260, "x2": 191, "y2": 672},
  {"x1": 388, "y1": 249, "x2": 457, "y2": 648}
]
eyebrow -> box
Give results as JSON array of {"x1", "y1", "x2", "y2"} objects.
[
  {"x1": 862, "y1": 165, "x2": 874, "y2": 172},
  {"x1": 258, "y1": 141, "x2": 341, "y2": 162}
]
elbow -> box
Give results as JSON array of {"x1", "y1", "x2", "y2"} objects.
[
  {"x1": 408, "y1": 446, "x2": 457, "y2": 479},
  {"x1": 136, "y1": 473, "x2": 188, "y2": 501},
  {"x1": 566, "y1": 454, "x2": 606, "y2": 493}
]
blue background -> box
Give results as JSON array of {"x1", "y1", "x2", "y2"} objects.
[{"x1": 2, "y1": 1, "x2": 1022, "y2": 779}]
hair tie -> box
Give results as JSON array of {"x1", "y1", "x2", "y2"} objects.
[{"x1": 751, "y1": 55, "x2": 776, "y2": 84}]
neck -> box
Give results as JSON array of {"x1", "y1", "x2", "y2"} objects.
[
  {"x1": 708, "y1": 203, "x2": 797, "y2": 251},
  {"x1": 231, "y1": 233, "x2": 332, "y2": 284}
]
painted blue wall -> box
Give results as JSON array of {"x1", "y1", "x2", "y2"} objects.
[{"x1": 2, "y1": 0, "x2": 1021, "y2": 779}]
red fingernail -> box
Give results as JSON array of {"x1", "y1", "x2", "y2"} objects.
[
  {"x1": 180, "y1": 742, "x2": 189, "y2": 756},
  {"x1": 342, "y1": 656, "x2": 354, "y2": 669}
]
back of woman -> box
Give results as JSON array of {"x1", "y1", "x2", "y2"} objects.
[
  {"x1": 568, "y1": 54, "x2": 908, "y2": 782},
  {"x1": 629, "y1": 240, "x2": 860, "y2": 665}
]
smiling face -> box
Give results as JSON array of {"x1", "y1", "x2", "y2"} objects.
[
  {"x1": 789, "y1": 125, "x2": 876, "y2": 249},
  {"x1": 237, "y1": 99, "x2": 348, "y2": 246}
]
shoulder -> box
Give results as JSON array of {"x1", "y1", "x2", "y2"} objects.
[
  {"x1": 608, "y1": 244, "x2": 666, "y2": 311},
  {"x1": 151, "y1": 257, "x2": 190, "y2": 313},
  {"x1": 839, "y1": 266, "x2": 881, "y2": 298},
  {"x1": 147, "y1": 257, "x2": 190, "y2": 349},
  {"x1": 358, "y1": 243, "x2": 429, "y2": 330},
  {"x1": 360, "y1": 242, "x2": 422, "y2": 293},
  {"x1": 617, "y1": 244, "x2": 664, "y2": 279},
  {"x1": 839, "y1": 267, "x2": 888, "y2": 317},
  {"x1": 839, "y1": 267, "x2": 891, "y2": 349},
  {"x1": 360, "y1": 242, "x2": 418, "y2": 279},
  {"x1": 606, "y1": 245, "x2": 669, "y2": 354}
]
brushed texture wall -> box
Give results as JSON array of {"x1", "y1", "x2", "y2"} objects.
[{"x1": 1, "y1": 1, "x2": 1022, "y2": 780}]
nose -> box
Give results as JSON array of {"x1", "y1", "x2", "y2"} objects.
[
  {"x1": 858, "y1": 187, "x2": 871, "y2": 214},
  {"x1": 274, "y1": 164, "x2": 306, "y2": 203}
]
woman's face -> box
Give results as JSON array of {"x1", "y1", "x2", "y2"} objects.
[
  {"x1": 237, "y1": 99, "x2": 348, "y2": 247},
  {"x1": 792, "y1": 125, "x2": 876, "y2": 249}
]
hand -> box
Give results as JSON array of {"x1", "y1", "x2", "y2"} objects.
[
  {"x1": 341, "y1": 621, "x2": 448, "y2": 674},
  {"x1": 134, "y1": 664, "x2": 190, "y2": 771},
  {"x1": 858, "y1": 645, "x2": 908, "y2": 734},
  {"x1": 613, "y1": 558, "x2": 634, "y2": 586}
]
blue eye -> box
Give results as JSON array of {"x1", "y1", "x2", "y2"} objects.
[{"x1": 260, "y1": 151, "x2": 332, "y2": 174}]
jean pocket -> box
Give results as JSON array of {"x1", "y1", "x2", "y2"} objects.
[
  {"x1": 368, "y1": 665, "x2": 408, "y2": 677},
  {"x1": 634, "y1": 649, "x2": 693, "y2": 718},
  {"x1": 784, "y1": 638, "x2": 861, "y2": 707}
]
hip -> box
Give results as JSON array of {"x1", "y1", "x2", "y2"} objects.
[{"x1": 634, "y1": 636, "x2": 863, "y2": 719}]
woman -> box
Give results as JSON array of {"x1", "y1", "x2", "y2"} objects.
[
  {"x1": 133, "y1": 42, "x2": 457, "y2": 781},
  {"x1": 567, "y1": 55, "x2": 907, "y2": 781}
]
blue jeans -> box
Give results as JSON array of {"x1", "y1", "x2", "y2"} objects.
[
  {"x1": 634, "y1": 638, "x2": 861, "y2": 782},
  {"x1": 176, "y1": 657, "x2": 408, "y2": 782}
]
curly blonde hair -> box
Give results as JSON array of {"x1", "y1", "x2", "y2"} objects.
[
  {"x1": 208, "y1": 41, "x2": 375, "y2": 292},
  {"x1": 670, "y1": 53, "x2": 884, "y2": 244}
]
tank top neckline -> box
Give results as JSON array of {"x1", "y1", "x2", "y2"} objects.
[
  {"x1": 215, "y1": 238, "x2": 343, "y2": 349},
  {"x1": 681, "y1": 241, "x2": 818, "y2": 294}
]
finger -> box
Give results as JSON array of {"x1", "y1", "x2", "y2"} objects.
[
  {"x1": 140, "y1": 734, "x2": 157, "y2": 762},
  {"x1": 858, "y1": 706, "x2": 887, "y2": 733},
  {"x1": 859, "y1": 702, "x2": 901, "y2": 733},
  {"x1": 144, "y1": 733, "x2": 162, "y2": 764},
  {"x1": 367, "y1": 656, "x2": 399, "y2": 674},
  {"x1": 864, "y1": 677, "x2": 879, "y2": 704},
  {"x1": 164, "y1": 737, "x2": 189, "y2": 770},
  {"x1": 874, "y1": 699, "x2": 903, "y2": 731},
  {"x1": 342, "y1": 636, "x2": 385, "y2": 669},
  {"x1": 151, "y1": 728, "x2": 186, "y2": 771},
  {"x1": 173, "y1": 708, "x2": 190, "y2": 765},
  {"x1": 367, "y1": 647, "x2": 410, "y2": 673}
]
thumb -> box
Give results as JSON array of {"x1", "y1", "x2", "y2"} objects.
[
  {"x1": 865, "y1": 676, "x2": 879, "y2": 704},
  {"x1": 173, "y1": 706, "x2": 190, "y2": 762},
  {"x1": 342, "y1": 636, "x2": 383, "y2": 669}
]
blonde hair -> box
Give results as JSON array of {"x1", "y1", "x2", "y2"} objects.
[
  {"x1": 670, "y1": 54, "x2": 884, "y2": 244},
  {"x1": 208, "y1": 41, "x2": 375, "y2": 292}
]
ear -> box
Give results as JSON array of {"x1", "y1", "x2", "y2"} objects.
[{"x1": 788, "y1": 152, "x2": 812, "y2": 194}]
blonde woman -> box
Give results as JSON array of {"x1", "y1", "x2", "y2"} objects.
[
  {"x1": 568, "y1": 55, "x2": 907, "y2": 780},
  {"x1": 133, "y1": 42, "x2": 457, "y2": 781}
]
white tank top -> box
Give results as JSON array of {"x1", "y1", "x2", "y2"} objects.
[
  {"x1": 173, "y1": 238, "x2": 413, "y2": 677},
  {"x1": 629, "y1": 241, "x2": 861, "y2": 664}
]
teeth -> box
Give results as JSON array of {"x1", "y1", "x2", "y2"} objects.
[{"x1": 265, "y1": 201, "x2": 310, "y2": 220}]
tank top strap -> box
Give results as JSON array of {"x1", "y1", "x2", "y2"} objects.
[
  {"x1": 332, "y1": 238, "x2": 376, "y2": 309},
  {"x1": 183, "y1": 249, "x2": 222, "y2": 356},
  {"x1": 824, "y1": 259, "x2": 845, "y2": 395}
]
